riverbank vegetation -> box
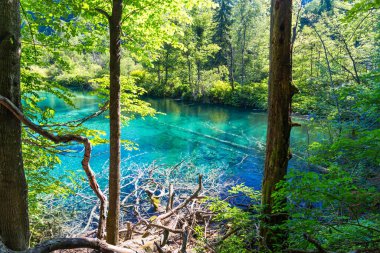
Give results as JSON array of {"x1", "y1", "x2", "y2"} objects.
[{"x1": 0, "y1": 0, "x2": 379, "y2": 252}]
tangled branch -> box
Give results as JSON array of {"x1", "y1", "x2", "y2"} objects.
[{"x1": 0, "y1": 95, "x2": 107, "y2": 239}]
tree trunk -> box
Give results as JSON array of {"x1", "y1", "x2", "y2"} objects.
[
  {"x1": 156, "y1": 60, "x2": 161, "y2": 86},
  {"x1": 260, "y1": 0, "x2": 293, "y2": 250},
  {"x1": 310, "y1": 45, "x2": 313, "y2": 77},
  {"x1": 311, "y1": 24, "x2": 342, "y2": 133},
  {"x1": 340, "y1": 36, "x2": 360, "y2": 84},
  {"x1": 187, "y1": 54, "x2": 192, "y2": 86},
  {"x1": 106, "y1": 0, "x2": 122, "y2": 245},
  {"x1": 228, "y1": 41, "x2": 235, "y2": 90},
  {"x1": 240, "y1": 24, "x2": 247, "y2": 84},
  {"x1": 0, "y1": 0, "x2": 30, "y2": 250},
  {"x1": 196, "y1": 61, "x2": 201, "y2": 99},
  {"x1": 164, "y1": 49, "x2": 170, "y2": 86}
]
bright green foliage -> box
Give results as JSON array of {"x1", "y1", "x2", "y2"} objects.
[
  {"x1": 18, "y1": 0, "x2": 219, "y2": 242},
  {"x1": 293, "y1": 1, "x2": 379, "y2": 116},
  {"x1": 212, "y1": 0, "x2": 233, "y2": 68},
  {"x1": 280, "y1": 3, "x2": 380, "y2": 249},
  {"x1": 209, "y1": 81, "x2": 267, "y2": 108},
  {"x1": 136, "y1": 0, "x2": 270, "y2": 106},
  {"x1": 176, "y1": 5, "x2": 221, "y2": 99},
  {"x1": 231, "y1": 0, "x2": 263, "y2": 84},
  {"x1": 89, "y1": 75, "x2": 156, "y2": 124},
  {"x1": 209, "y1": 80, "x2": 232, "y2": 102},
  {"x1": 207, "y1": 185, "x2": 261, "y2": 252},
  {"x1": 13, "y1": 0, "x2": 380, "y2": 249},
  {"x1": 275, "y1": 169, "x2": 380, "y2": 252},
  {"x1": 308, "y1": 129, "x2": 380, "y2": 182},
  {"x1": 20, "y1": 67, "x2": 97, "y2": 243},
  {"x1": 345, "y1": 0, "x2": 380, "y2": 20},
  {"x1": 140, "y1": 4, "x2": 222, "y2": 99}
]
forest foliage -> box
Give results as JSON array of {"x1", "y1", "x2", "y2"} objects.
[{"x1": 2, "y1": 0, "x2": 379, "y2": 251}]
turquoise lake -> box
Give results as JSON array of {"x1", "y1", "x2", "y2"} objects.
[{"x1": 40, "y1": 93, "x2": 309, "y2": 190}]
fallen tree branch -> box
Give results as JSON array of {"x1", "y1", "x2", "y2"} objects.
[
  {"x1": 180, "y1": 226, "x2": 189, "y2": 253},
  {"x1": 95, "y1": 8, "x2": 111, "y2": 21},
  {"x1": 166, "y1": 184, "x2": 174, "y2": 212},
  {"x1": 143, "y1": 221, "x2": 183, "y2": 234},
  {"x1": 155, "y1": 174, "x2": 203, "y2": 221},
  {"x1": 44, "y1": 101, "x2": 110, "y2": 128},
  {"x1": 154, "y1": 241, "x2": 165, "y2": 253},
  {"x1": 212, "y1": 228, "x2": 239, "y2": 246},
  {"x1": 0, "y1": 238, "x2": 134, "y2": 253},
  {"x1": 0, "y1": 95, "x2": 107, "y2": 239},
  {"x1": 303, "y1": 233, "x2": 328, "y2": 253}
]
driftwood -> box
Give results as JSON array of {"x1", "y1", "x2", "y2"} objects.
[
  {"x1": 0, "y1": 95, "x2": 107, "y2": 239},
  {"x1": 0, "y1": 238, "x2": 134, "y2": 253},
  {"x1": 154, "y1": 174, "x2": 203, "y2": 222},
  {"x1": 102, "y1": 163, "x2": 230, "y2": 252},
  {"x1": 127, "y1": 169, "x2": 232, "y2": 252}
]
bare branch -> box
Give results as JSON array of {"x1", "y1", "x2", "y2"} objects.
[
  {"x1": 291, "y1": 0, "x2": 303, "y2": 54},
  {"x1": 303, "y1": 233, "x2": 328, "y2": 253},
  {"x1": 0, "y1": 95, "x2": 107, "y2": 239},
  {"x1": 44, "y1": 101, "x2": 110, "y2": 128},
  {"x1": 95, "y1": 8, "x2": 111, "y2": 21},
  {"x1": 20, "y1": 3, "x2": 37, "y2": 59},
  {"x1": 155, "y1": 174, "x2": 203, "y2": 221},
  {"x1": 154, "y1": 242, "x2": 165, "y2": 253}
]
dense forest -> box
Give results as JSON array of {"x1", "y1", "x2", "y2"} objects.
[{"x1": 0, "y1": 0, "x2": 379, "y2": 252}]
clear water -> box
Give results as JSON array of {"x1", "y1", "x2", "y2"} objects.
[{"x1": 40, "y1": 93, "x2": 308, "y2": 190}]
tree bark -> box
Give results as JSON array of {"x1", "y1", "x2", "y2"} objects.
[
  {"x1": 187, "y1": 54, "x2": 192, "y2": 86},
  {"x1": 260, "y1": 0, "x2": 294, "y2": 250},
  {"x1": 196, "y1": 60, "x2": 201, "y2": 99},
  {"x1": 164, "y1": 47, "x2": 170, "y2": 86},
  {"x1": 157, "y1": 61, "x2": 162, "y2": 86},
  {"x1": 228, "y1": 41, "x2": 235, "y2": 89},
  {"x1": 240, "y1": 24, "x2": 247, "y2": 84},
  {"x1": 0, "y1": 0, "x2": 30, "y2": 250},
  {"x1": 107, "y1": 0, "x2": 123, "y2": 245}
]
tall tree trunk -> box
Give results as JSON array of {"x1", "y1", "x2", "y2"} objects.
[
  {"x1": 0, "y1": 0, "x2": 30, "y2": 250},
  {"x1": 311, "y1": 25, "x2": 342, "y2": 133},
  {"x1": 164, "y1": 49, "x2": 170, "y2": 86},
  {"x1": 157, "y1": 61, "x2": 162, "y2": 86},
  {"x1": 260, "y1": 0, "x2": 293, "y2": 250},
  {"x1": 187, "y1": 54, "x2": 192, "y2": 86},
  {"x1": 228, "y1": 40, "x2": 235, "y2": 90},
  {"x1": 196, "y1": 61, "x2": 201, "y2": 99},
  {"x1": 240, "y1": 24, "x2": 247, "y2": 84},
  {"x1": 340, "y1": 36, "x2": 360, "y2": 84},
  {"x1": 106, "y1": 0, "x2": 122, "y2": 245},
  {"x1": 310, "y1": 45, "x2": 313, "y2": 77}
]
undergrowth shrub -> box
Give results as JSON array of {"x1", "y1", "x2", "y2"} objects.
[{"x1": 274, "y1": 169, "x2": 380, "y2": 252}]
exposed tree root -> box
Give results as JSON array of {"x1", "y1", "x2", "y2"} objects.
[{"x1": 0, "y1": 238, "x2": 134, "y2": 253}]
